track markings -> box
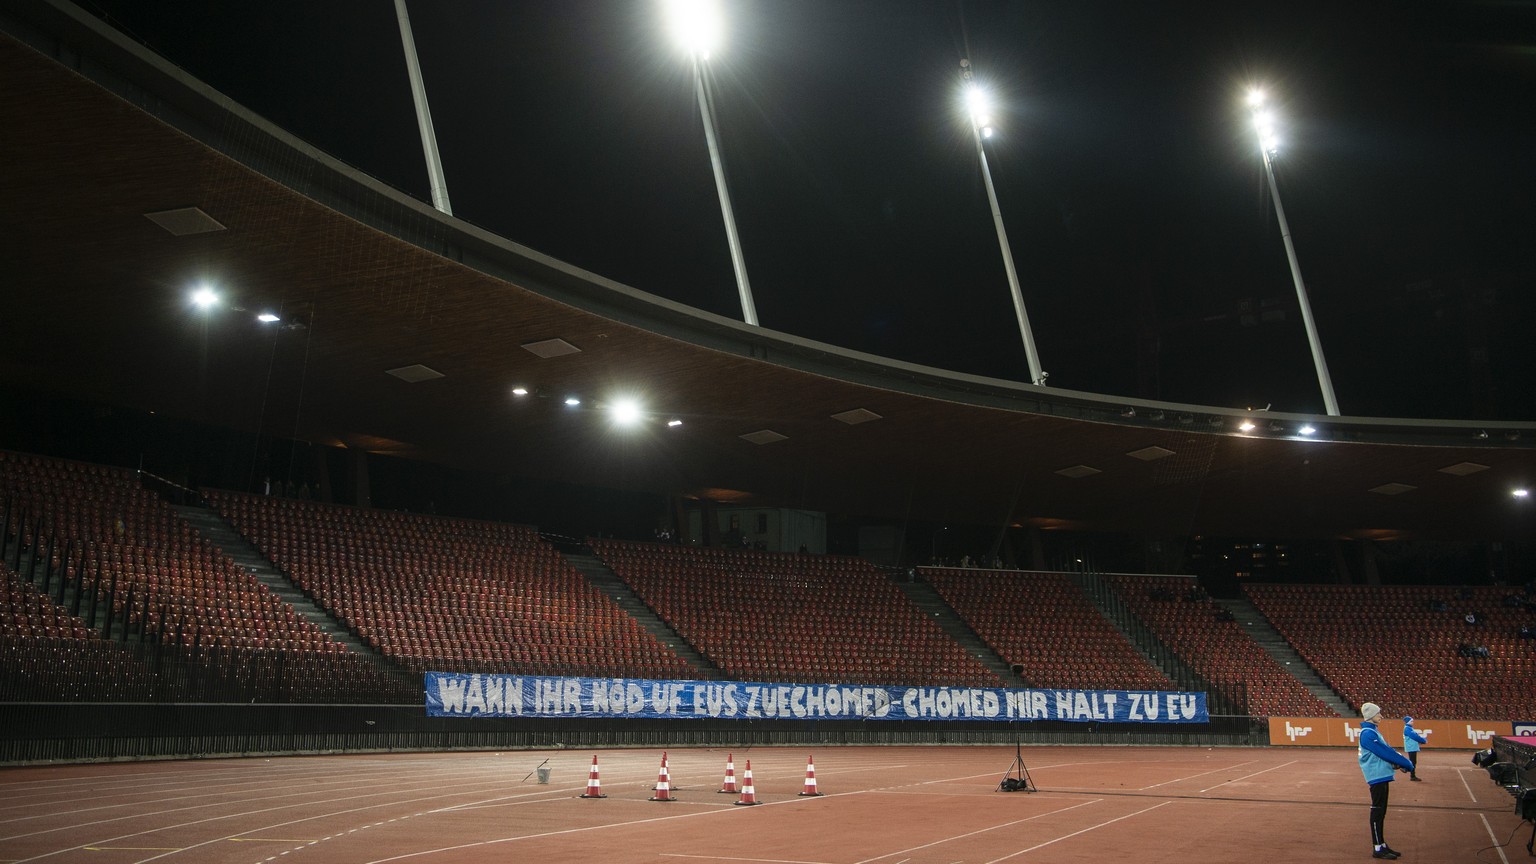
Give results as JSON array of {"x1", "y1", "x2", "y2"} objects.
[{"x1": 983, "y1": 800, "x2": 1173, "y2": 863}]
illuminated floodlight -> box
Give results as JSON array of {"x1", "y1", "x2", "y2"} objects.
[
  {"x1": 189, "y1": 286, "x2": 219, "y2": 309},
  {"x1": 667, "y1": 418, "x2": 683, "y2": 427},
  {"x1": 965, "y1": 84, "x2": 996, "y2": 136},
  {"x1": 1246, "y1": 88, "x2": 1265, "y2": 108},
  {"x1": 1239, "y1": 421, "x2": 1257, "y2": 432},
  {"x1": 511, "y1": 387, "x2": 528, "y2": 397},
  {"x1": 1515, "y1": 489, "x2": 1531, "y2": 499},
  {"x1": 611, "y1": 398, "x2": 643, "y2": 427},
  {"x1": 256, "y1": 312, "x2": 280, "y2": 323},
  {"x1": 1298, "y1": 425, "x2": 1316, "y2": 436},
  {"x1": 564, "y1": 397, "x2": 581, "y2": 407},
  {"x1": 664, "y1": 0, "x2": 722, "y2": 58}
]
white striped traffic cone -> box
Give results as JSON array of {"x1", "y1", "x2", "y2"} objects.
[
  {"x1": 799, "y1": 754, "x2": 822, "y2": 796},
  {"x1": 719, "y1": 753, "x2": 738, "y2": 794},
  {"x1": 734, "y1": 759, "x2": 760, "y2": 806},
  {"x1": 579, "y1": 755, "x2": 606, "y2": 799},
  {"x1": 649, "y1": 751, "x2": 676, "y2": 802}
]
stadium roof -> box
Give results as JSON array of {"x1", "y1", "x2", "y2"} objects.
[{"x1": 2, "y1": 0, "x2": 1533, "y2": 542}]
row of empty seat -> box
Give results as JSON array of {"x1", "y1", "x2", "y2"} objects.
[
  {"x1": 211, "y1": 491, "x2": 696, "y2": 680},
  {"x1": 1246, "y1": 582, "x2": 1535, "y2": 719},
  {"x1": 595, "y1": 540, "x2": 1000, "y2": 686},
  {"x1": 923, "y1": 568, "x2": 1174, "y2": 692},
  {"x1": 1108, "y1": 574, "x2": 1340, "y2": 717}
]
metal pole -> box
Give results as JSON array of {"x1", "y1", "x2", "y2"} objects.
[
  {"x1": 394, "y1": 0, "x2": 453, "y2": 216},
  {"x1": 962, "y1": 61, "x2": 1044, "y2": 386},
  {"x1": 1261, "y1": 148, "x2": 1340, "y2": 416},
  {"x1": 692, "y1": 55, "x2": 759, "y2": 326},
  {"x1": 971, "y1": 125, "x2": 1044, "y2": 385}
]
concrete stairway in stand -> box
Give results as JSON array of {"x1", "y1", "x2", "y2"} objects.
[
  {"x1": 173, "y1": 503, "x2": 385, "y2": 664},
  {"x1": 1217, "y1": 597, "x2": 1354, "y2": 716},
  {"x1": 560, "y1": 547, "x2": 723, "y2": 680},
  {"x1": 895, "y1": 575, "x2": 1025, "y2": 686}
]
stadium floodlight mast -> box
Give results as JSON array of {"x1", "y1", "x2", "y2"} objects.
[
  {"x1": 960, "y1": 59, "x2": 1046, "y2": 387},
  {"x1": 665, "y1": 0, "x2": 759, "y2": 326},
  {"x1": 394, "y1": 0, "x2": 452, "y2": 215},
  {"x1": 1247, "y1": 88, "x2": 1340, "y2": 416}
]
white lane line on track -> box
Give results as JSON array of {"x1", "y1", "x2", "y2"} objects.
[
  {"x1": 982, "y1": 800, "x2": 1173, "y2": 864},
  {"x1": 1458, "y1": 767, "x2": 1479, "y2": 803},
  {"x1": 1199, "y1": 760, "x2": 1297, "y2": 793},
  {"x1": 1139, "y1": 761, "x2": 1257, "y2": 790},
  {"x1": 1478, "y1": 813, "x2": 1511, "y2": 864},
  {"x1": 661, "y1": 856, "x2": 834, "y2": 864},
  {"x1": 853, "y1": 799, "x2": 1103, "y2": 864}
]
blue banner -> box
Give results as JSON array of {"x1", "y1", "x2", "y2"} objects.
[{"x1": 424, "y1": 673, "x2": 1208, "y2": 723}]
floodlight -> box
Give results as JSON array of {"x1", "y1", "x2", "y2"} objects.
[
  {"x1": 256, "y1": 312, "x2": 280, "y2": 323},
  {"x1": 664, "y1": 0, "x2": 722, "y2": 58},
  {"x1": 1246, "y1": 89, "x2": 1265, "y2": 107},
  {"x1": 1515, "y1": 489, "x2": 1531, "y2": 499},
  {"x1": 667, "y1": 419, "x2": 683, "y2": 427},
  {"x1": 611, "y1": 398, "x2": 642, "y2": 427},
  {"x1": 1299, "y1": 425, "x2": 1316, "y2": 436},
  {"x1": 511, "y1": 387, "x2": 528, "y2": 396},
  {"x1": 564, "y1": 397, "x2": 581, "y2": 407},
  {"x1": 1239, "y1": 421, "x2": 1257, "y2": 432},
  {"x1": 190, "y1": 286, "x2": 218, "y2": 309}
]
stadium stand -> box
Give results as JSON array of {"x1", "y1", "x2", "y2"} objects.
[
  {"x1": 922, "y1": 568, "x2": 1174, "y2": 691},
  {"x1": 0, "y1": 450, "x2": 407, "y2": 702},
  {"x1": 592, "y1": 540, "x2": 1000, "y2": 686},
  {"x1": 1107, "y1": 574, "x2": 1339, "y2": 717},
  {"x1": 210, "y1": 491, "x2": 696, "y2": 680},
  {"x1": 1246, "y1": 582, "x2": 1536, "y2": 719}
]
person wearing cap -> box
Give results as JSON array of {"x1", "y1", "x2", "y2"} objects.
[
  {"x1": 1358, "y1": 702, "x2": 1415, "y2": 859},
  {"x1": 1402, "y1": 716, "x2": 1427, "y2": 781}
]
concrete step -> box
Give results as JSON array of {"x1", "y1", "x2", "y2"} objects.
[{"x1": 563, "y1": 549, "x2": 723, "y2": 680}]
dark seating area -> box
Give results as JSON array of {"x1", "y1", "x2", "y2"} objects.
[
  {"x1": 593, "y1": 540, "x2": 999, "y2": 686},
  {"x1": 0, "y1": 451, "x2": 409, "y2": 702},
  {"x1": 1108, "y1": 574, "x2": 1338, "y2": 717},
  {"x1": 211, "y1": 491, "x2": 695, "y2": 680},
  {"x1": 922, "y1": 568, "x2": 1173, "y2": 692},
  {"x1": 1246, "y1": 582, "x2": 1536, "y2": 719}
]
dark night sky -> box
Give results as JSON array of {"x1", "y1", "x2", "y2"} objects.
[{"x1": 83, "y1": 0, "x2": 1536, "y2": 420}]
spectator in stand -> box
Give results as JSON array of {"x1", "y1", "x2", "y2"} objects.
[
  {"x1": 1356, "y1": 702, "x2": 1414, "y2": 860},
  {"x1": 1401, "y1": 716, "x2": 1426, "y2": 781},
  {"x1": 1518, "y1": 623, "x2": 1535, "y2": 640},
  {"x1": 1428, "y1": 598, "x2": 1448, "y2": 612}
]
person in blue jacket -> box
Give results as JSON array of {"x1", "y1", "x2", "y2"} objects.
[
  {"x1": 1402, "y1": 715, "x2": 1427, "y2": 781},
  {"x1": 1358, "y1": 702, "x2": 1415, "y2": 859}
]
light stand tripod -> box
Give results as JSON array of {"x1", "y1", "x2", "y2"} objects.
[{"x1": 997, "y1": 725, "x2": 1036, "y2": 792}]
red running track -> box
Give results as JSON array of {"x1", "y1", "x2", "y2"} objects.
[{"x1": 0, "y1": 746, "x2": 1524, "y2": 863}]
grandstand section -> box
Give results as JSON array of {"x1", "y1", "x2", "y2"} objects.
[
  {"x1": 593, "y1": 540, "x2": 999, "y2": 687},
  {"x1": 1247, "y1": 582, "x2": 1536, "y2": 719},
  {"x1": 921, "y1": 568, "x2": 1172, "y2": 692},
  {"x1": 1107, "y1": 573, "x2": 1340, "y2": 717},
  {"x1": 211, "y1": 491, "x2": 696, "y2": 681}
]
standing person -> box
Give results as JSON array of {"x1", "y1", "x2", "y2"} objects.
[
  {"x1": 1402, "y1": 716, "x2": 1427, "y2": 781},
  {"x1": 1358, "y1": 702, "x2": 1415, "y2": 859}
]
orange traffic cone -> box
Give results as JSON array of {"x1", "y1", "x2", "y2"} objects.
[
  {"x1": 799, "y1": 754, "x2": 822, "y2": 796},
  {"x1": 734, "y1": 759, "x2": 760, "y2": 806},
  {"x1": 580, "y1": 755, "x2": 606, "y2": 799},
  {"x1": 718, "y1": 752, "x2": 738, "y2": 794},
  {"x1": 649, "y1": 752, "x2": 676, "y2": 802}
]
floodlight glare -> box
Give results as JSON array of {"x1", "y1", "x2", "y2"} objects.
[
  {"x1": 611, "y1": 398, "x2": 643, "y2": 427},
  {"x1": 511, "y1": 387, "x2": 528, "y2": 396},
  {"x1": 256, "y1": 312, "x2": 280, "y2": 323},
  {"x1": 664, "y1": 0, "x2": 722, "y2": 57},
  {"x1": 1246, "y1": 88, "x2": 1265, "y2": 107},
  {"x1": 1299, "y1": 425, "x2": 1316, "y2": 436},
  {"x1": 1239, "y1": 421, "x2": 1257, "y2": 432},
  {"x1": 667, "y1": 418, "x2": 683, "y2": 427},
  {"x1": 190, "y1": 286, "x2": 218, "y2": 309},
  {"x1": 1515, "y1": 489, "x2": 1531, "y2": 499},
  {"x1": 564, "y1": 397, "x2": 581, "y2": 407}
]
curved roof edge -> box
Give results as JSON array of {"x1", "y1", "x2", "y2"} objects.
[{"x1": 8, "y1": 0, "x2": 1532, "y2": 455}]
